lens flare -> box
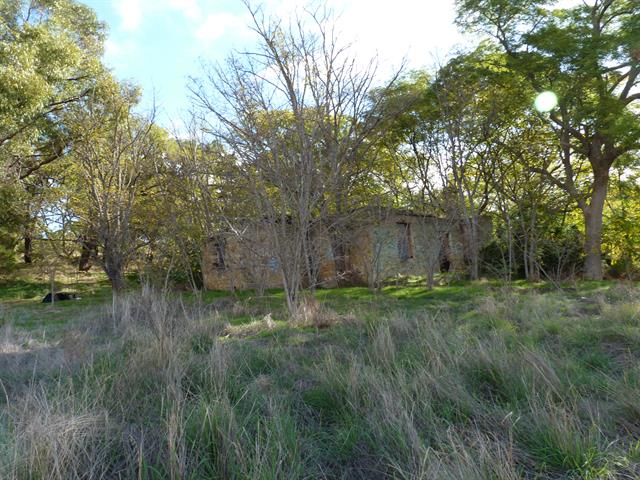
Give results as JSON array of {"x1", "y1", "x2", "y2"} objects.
[{"x1": 534, "y1": 91, "x2": 558, "y2": 112}]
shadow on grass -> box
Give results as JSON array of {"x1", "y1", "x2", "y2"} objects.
[{"x1": 0, "y1": 279, "x2": 51, "y2": 302}]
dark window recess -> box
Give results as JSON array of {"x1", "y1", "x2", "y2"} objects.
[
  {"x1": 212, "y1": 240, "x2": 226, "y2": 270},
  {"x1": 397, "y1": 222, "x2": 413, "y2": 261},
  {"x1": 439, "y1": 232, "x2": 451, "y2": 272}
]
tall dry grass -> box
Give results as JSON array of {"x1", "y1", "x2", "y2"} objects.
[{"x1": 0, "y1": 283, "x2": 639, "y2": 478}]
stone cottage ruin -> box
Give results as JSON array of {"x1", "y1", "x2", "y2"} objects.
[{"x1": 203, "y1": 210, "x2": 492, "y2": 291}]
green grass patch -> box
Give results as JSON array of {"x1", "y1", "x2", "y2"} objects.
[{"x1": 1, "y1": 278, "x2": 640, "y2": 478}]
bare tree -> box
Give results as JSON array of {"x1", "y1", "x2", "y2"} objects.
[{"x1": 191, "y1": 2, "x2": 401, "y2": 316}]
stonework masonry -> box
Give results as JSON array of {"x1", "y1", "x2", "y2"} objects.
[{"x1": 203, "y1": 211, "x2": 492, "y2": 291}]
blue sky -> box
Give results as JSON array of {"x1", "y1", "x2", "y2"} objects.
[{"x1": 82, "y1": 0, "x2": 468, "y2": 128}]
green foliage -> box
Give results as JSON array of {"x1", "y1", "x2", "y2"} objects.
[
  {"x1": 538, "y1": 224, "x2": 584, "y2": 279},
  {"x1": 604, "y1": 165, "x2": 640, "y2": 278},
  {"x1": 0, "y1": 182, "x2": 23, "y2": 272},
  {"x1": 457, "y1": 0, "x2": 640, "y2": 280},
  {"x1": 0, "y1": 0, "x2": 106, "y2": 174},
  {"x1": 0, "y1": 0, "x2": 637, "y2": 291}
]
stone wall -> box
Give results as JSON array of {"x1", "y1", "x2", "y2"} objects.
[
  {"x1": 347, "y1": 214, "x2": 448, "y2": 286},
  {"x1": 202, "y1": 226, "x2": 338, "y2": 292},
  {"x1": 202, "y1": 234, "x2": 283, "y2": 291},
  {"x1": 202, "y1": 212, "x2": 493, "y2": 291}
]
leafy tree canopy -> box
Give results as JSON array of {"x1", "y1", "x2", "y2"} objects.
[{"x1": 0, "y1": 0, "x2": 106, "y2": 178}]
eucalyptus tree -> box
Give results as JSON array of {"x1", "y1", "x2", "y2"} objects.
[
  {"x1": 0, "y1": 0, "x2": 106, "y2": 177},
  {"x1": 0, "y1": 0, "x2": 107, "y2": 266},
  {"x1": 456, "y1": 0, "x2": 640, "y2": 279}
]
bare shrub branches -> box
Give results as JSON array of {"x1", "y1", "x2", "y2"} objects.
[{"x1": 191, "y1": 2, "x2": 402, "y2": 315}]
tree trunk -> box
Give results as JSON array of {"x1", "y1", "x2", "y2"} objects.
[
  {"x1": 104, "y1": 252, "x2": 126, "y2": 293},
  {"x1": 49, "y1": 268, "x2": 55, "y2": 307},
  {"x1": 582, "y1": 169, "x2": 609, "y2": 280},
  {"x1": 504, "y1": 213, "x2": 513, "y2": 282},
  {"x1": 463, "y1": 220, "x2": 480, "y2": 281},
  {"x1": 469, "y1": 252, "x2": 479, "y2": 280},
  {"x1": 523, "y1": 212, "x2": 540, "y2": 282},
  {"x1": 78, "y1": 235, "x2": 97, "y2": 271},
  {"x1": 107, "y1": 268, "x2": 125, "y2": 293},
  {"x1": 281, "y1": 272, "x2": 301, "y2": 318},
  {"x1": 527, "y1": 238, "x2": 540, "y2": 281},
  {"x1": 426, "y1": 267, "x2": 435, "y2": 290},
  {"x1": 23, "y1": 232, "x2": 32, "y2": 264}
]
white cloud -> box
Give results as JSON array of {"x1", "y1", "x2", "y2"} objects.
[
  {"x1": 330, "y1": 0, "x2": 464, "y2": 71},
  {"x1": 115, "y1": 0, "x2": 143, "y2": 31},
  {"x1": 103, "y1": 38, "x2": 138, "y2": 65},
  {"x1": 195, "y1": 12, "x2": 247, "y2": 43},
  {"x1": 110, "y1": 0, "x2": 465, "y2": 66},
  {"x1": 113, "y1": 0, "x2": 206, "y2": 32},
  {"x1": 226, "y1": 0, "x2": 465, "y2": 75},
  {"x1": 168, "y1": 0, "x2": 201, "y2": 20},
  {"x1": 104, "y1": 38, "x2": 121, "y2": 57}
]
